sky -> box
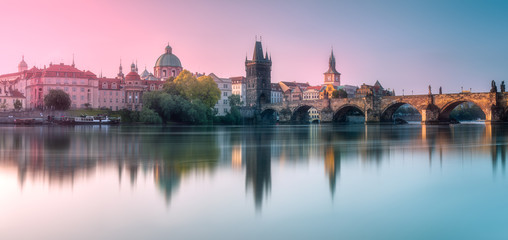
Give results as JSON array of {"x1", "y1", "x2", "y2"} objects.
[{"x1": 0, "y1": 0, "x2": 507, "y2": 94}]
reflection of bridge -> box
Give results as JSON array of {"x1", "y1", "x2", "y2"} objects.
[{"x1": 261, "y1": 92, "x2": 508, "y2": 124}]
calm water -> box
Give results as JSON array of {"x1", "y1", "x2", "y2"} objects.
[{"x1": 1, "y1": 124, "x2": 508, "y2": 240}]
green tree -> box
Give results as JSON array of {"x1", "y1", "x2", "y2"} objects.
[
  {"x1": 139, "y1": 107, "x2": 162, "y2": 124},
  {"x1": 44, "y1": 89, "x2": 71, "y2": 110},
  {"x1": 332, "y1": 89, "x2": 347, "y2": 98},
  {"x1": 195, "y1": 75, "x2": 221, "y2": 108},
  {"x1": 14, "y1": 100, "x2": 22, "y2": 111},
  {"x1": 228, "y1": 94, "x2": 242, "y2": 108},
  {"x1": 0, "y1": 102, "x2": 7, "y2": 112}
]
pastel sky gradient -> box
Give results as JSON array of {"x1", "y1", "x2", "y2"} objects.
[{"x1": 1, "y1": 0, "x2": 507, "y2": 94}]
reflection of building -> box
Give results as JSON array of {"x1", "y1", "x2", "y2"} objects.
[
  {"x1": 324, "y1": 145, "x2": 340, "y2": 198},
  {"x1": 245, "y1": 131, "x2": 272, "y2": 210}
]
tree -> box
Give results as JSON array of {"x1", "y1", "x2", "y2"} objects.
[
  {"x1": 14, "y1": 100, "x2": 22, "y2": 111},
  {"x1": 332, "y1": 89, "x2": 347, "y2": 98},
  {"x1": 195, "y1": 75, "x2": 221, "y2": 108},
  {"x1": 228, "y1": 94, "x2": 242, "y2": 108},
  {"x1": 44, "y1": 89, "x2": 71, "y2": 110},
  {"x1": 0, "y1": 102, "x2": 7, "y2": 112}
]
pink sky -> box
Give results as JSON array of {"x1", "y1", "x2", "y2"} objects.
[{"x1": 1, "y1": 0, "x2": 507, "y2": 94}]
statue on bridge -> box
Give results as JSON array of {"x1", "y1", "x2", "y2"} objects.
[
  {"x1": 439, "y1": 86, "x2": 442, "y2": 94},
  {"x1": 428, "y1": 85, "x2": 432, "y2": 95},
  {"x1": 491, "y1": 80, "x2": 498, "y2": 93},
  {"x1": 501, "y1": 81, "x2": 505, "y2": 93}
]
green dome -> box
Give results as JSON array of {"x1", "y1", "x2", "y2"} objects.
[{"x1": 155, "y1": 44, "x2": 182, "y2": 68}]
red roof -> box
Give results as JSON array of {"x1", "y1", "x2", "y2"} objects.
[
  {"x1": 306, "y1": 86, "x2": 322, "y2": 90},
  {"x1": 9, "y1": 89, "x2": 25, "y2": 98},
  {"x1": 125, "y1": 71, "x2": 141, "y2": 81}
]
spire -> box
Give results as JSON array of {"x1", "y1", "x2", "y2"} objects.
[
  {"x1": 135, "y1": 60, "x2": 138, "y2": 72},
  {"x1": 325, "y1": 48, "x2": 340, "y2": 75},
  {"x1": 252, "y1": 41, "x2": 264, "y2": 61},
  {"x1": 72, "y1": 54, "x2": 75, "y2": 67}
]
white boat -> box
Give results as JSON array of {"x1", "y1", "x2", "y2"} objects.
[{"x1": 74, "y1": 116, "x2": 112, "y2": 124}]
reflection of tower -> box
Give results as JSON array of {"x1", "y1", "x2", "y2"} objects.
[
  {"x1": 324, "y1": 145, "x2": 340, "y2": 198},
  {"x1": 154, "y1": 164, "x2": 181, "y2": 204},
  {"x1": 245, "y1": 131, "x2": 272, "y2": 211}
]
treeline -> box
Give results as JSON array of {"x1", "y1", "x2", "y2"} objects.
[
  {"x1": 450, "y1": 103, "x2": 485, "y2": 120},
  {"x1": 119, "y1": 70, "x2": 243, "y2": 124}
]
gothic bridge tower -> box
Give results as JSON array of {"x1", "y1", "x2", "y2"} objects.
[{"x1": 245, "y1": 41, "x2": 272, "y2": 107}]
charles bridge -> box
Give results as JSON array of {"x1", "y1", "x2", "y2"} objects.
[{"x1": 257, "y1": 92, "x2": 508, "y2": 124}]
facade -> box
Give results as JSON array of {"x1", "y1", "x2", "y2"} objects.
[
  {"x1": 303, "y1": 86, "x2": 322, "y2": 100},
  {"x1": 323, "y1": 49, "x2": 341, "y2": 86},
  {"x1": 280, "y1": 81, "x2": 309, "y2": 102},
  {"x1": 98, "y1": 77, "x2": 124, "y2": 111},
  {"x1": 356, "y1": 80, "x2": 393, "y2": 98},
  {"x1": 25, "y1": 63, "x2": 99, "y2": 109},
  {"x1": 270, "y1": 83, "x2": 283, "y2": 103},
  {"x1": 154, "y1": 44, "x2": 183, "y2": 80},
  {"x1": 209, "y1": 73, "x2": 232, "y2": 116},
  {"x1": 231, "y1": 76, "x2": 246, "y2": 105},
  {"x1": 245, "y1": 41, "x2": 271, "y2": 107},
  {"x1": 0, "y1": 88, "x2": 25, "y2": 111},
  {"x1": 0, "y1": 44, "x2": 178, "y2": 111}
]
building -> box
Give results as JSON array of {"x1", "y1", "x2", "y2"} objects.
[
  {"x1": 0, "y1": 88, "x2": 25, "y2": 111},
  {"x1": 271, "y1": 83, "x2": 283, "y2": 103},
  {"x1": 323, "y1": 49, "x2": 341, "y2": 86},
  {"x1": 231, "y1": 76, "x2": 246, "y2": 105},
  {"x1": 303, "y1": 86, "x2": 322, "y2": 100},
  {"x1": 280, "y1": 81, "x2": 309, "y2": 102},
  {"x1": 245, "y1": 41, "x2": 272, "y2": 107},
  {"x1": 24, "y1": 62, "x2": 100, "y2": 109},
  {"x1": 154, "y1": 44, "x2": 183, "y2": 80},
  {"x1": 356, "y1": 80, "x2": 394, "y2": 98},
  {"x1": 98, "y1": 77, "x2": 124, "y2": 111},
  {"x1": 209, "y1": 73, "x2": 232, "y2": 116}
]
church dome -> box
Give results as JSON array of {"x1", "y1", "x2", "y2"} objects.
[
  {"x1": 18, "y1": 56, "x2": 28, "y2": 69},
  {"x1": 155, "y1": 44, "x2": 182, "y2": 68}
]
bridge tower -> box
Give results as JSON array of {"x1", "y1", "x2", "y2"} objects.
[
  {"x1": 245, "y1": 41, "x2": 272, "y2": 107},
  {"x1": 324, "y1": 49, "x2": 341, "y2": 86}
]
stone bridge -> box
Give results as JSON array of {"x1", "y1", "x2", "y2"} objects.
[{"x1": 259, "y1": 92, "x2": 508, "y2": 124}]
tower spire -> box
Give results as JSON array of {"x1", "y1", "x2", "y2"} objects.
[{"x1": 72, "y1": 54, "x2": 75, "y2": 67}]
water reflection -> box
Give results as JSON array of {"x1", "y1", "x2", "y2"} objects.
[{"x1": 1, "y1": 124, "x2": 508, "y2": 211}]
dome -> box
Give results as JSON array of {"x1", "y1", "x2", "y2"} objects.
[
  {"x1": 18, "y1": 56, "x2": 27, "y2": 68},
  {"x1": 125, "y1": 71, "x2": 141, "y2": 81},
  {"x1": 155, "y1": 44, "x2": 182, "y2": 68}
]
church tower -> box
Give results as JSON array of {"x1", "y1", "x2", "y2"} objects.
[
  {"x1": 324, "y1": 49, "x2": 341, "y2": 86},
  {"x1": 245, "y1": 41, "x2": 272, "y2": 107}
]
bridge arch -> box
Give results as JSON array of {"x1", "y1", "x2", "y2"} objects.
[
  {"x1": 439, "y1": 100, "x2": 487, "y2": 122},
  {"x1": 291, "y1": 105, "x2": 317, "y2": 123},
  {"x1": 333, "y1": 104, "x2": 365, "y2": 123},
  {"x1": 260, "y1": 108, "x2": 279, "y2": 124},
  {"x1": 380, "y1": 102, "x2": 421, "y2": 122}
]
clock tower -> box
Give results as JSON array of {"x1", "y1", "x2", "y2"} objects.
[{"x1": 324, "y1": 49, "x2": 341, "y2": 86}]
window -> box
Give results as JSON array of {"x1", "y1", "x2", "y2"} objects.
[
  {"x1": 223, "y1": 92, "x2": 227, "y2": 96},
  {"x1": 72, "y1": 87, "x2": 76, "y2": 92},
  {"x1": 72, "y1": 95, "x2": 76, "y2": 100},
  {"x1": 81, "y1": 96, "x2": 84, "y2": 100},
  {"x1": 110, "y1": 98, "x2": 112, "y2": 103},
  {"x1": 223, "y1": 99, "x2": 228, "y2": 104},
  {"x1": 81, "y1": 88, "x2": 84, "y2": 92},
  {"x1": 163, "y1": 70, "x2": 167, "y2": 77}
]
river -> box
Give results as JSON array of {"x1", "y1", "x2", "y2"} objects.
[{"x1": 0, "y1": 124, "x2": 507, "y2": 240}]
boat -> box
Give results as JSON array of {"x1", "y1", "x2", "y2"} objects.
[{"x1": 73, "y1": 116, "x2": 119, "y2": 124}]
